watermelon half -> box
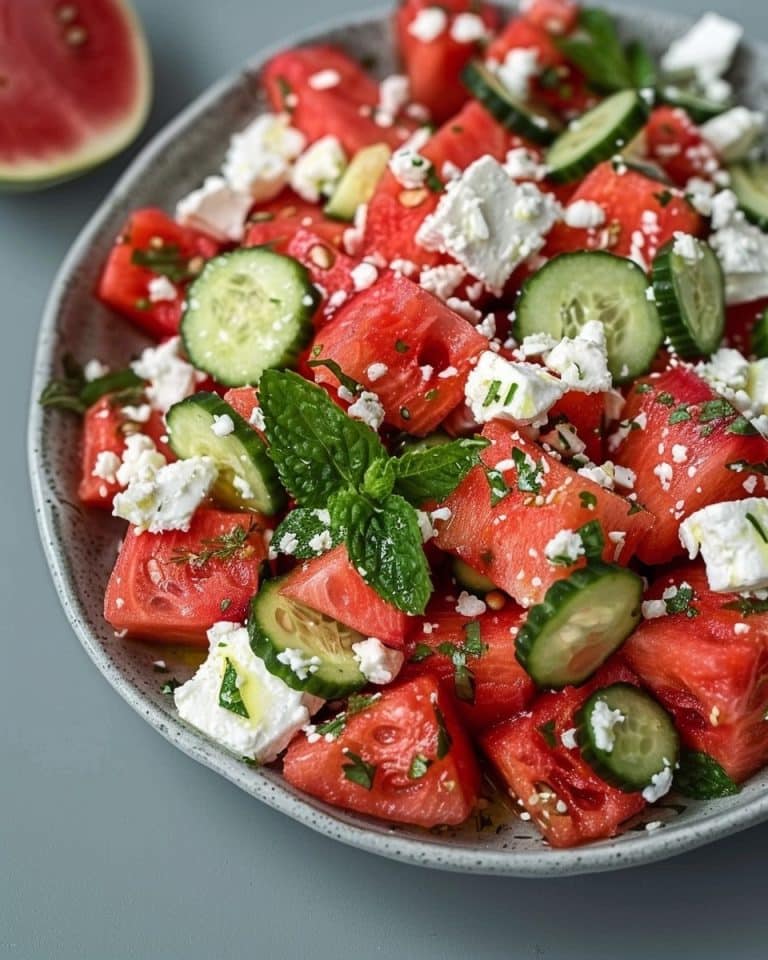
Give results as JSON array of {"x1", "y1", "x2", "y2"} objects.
[{"x1": 0, "y1": 0, "x2": 152, "y2": 190}]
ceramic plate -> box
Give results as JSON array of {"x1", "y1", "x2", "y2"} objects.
[{"x1": 28, "y1": 3, "x2": 768, "y2": 876}]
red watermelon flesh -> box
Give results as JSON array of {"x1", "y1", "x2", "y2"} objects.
[{"x1": 0, "y1": 0, "x2": 151, "y2": 188}]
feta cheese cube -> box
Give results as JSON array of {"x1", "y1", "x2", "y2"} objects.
[
  {"x1": 465, "y1": 350, "x2": 566, "y2": 426},
  {"x1": 222, "y1": 113, "x2": 306, "y2": 201},
  {"x1": 451, "y1": 12, "x2": 489, "y2": 44},
  {"x1": 710, "y1": 215, "x2": 768, "y2": 305},
  {"x1": 131, "y1": 337, "x2": 199, "y2": 412},
  {"x1": 700, "y1": 107, "x2": 765, "y2": 162},
  {"x1": 496, "y1": 48, "x2": 540, "y2": 100},
  {"x1": 542, "y1": 320, "x2": 612, "y2": 393},
  {"x1": 680, "y1": 498, "x2": 768, "y2": 592},
  {"x1": 352, "y1": 637, "x2": 405, "y2": 685},
  {"x1": 174, "y1": 622, "x2": 323, "y2": 762},
  {"x1": 347, "y1": 390, "x2": 385, "y2": 430},
  {"x1": 378, "y1": 74, "x2": 410, "y2": 125},
  {"x1": 290, "y1": 135, "x2": 347, "y2": 203},
  {"x1": 408, "y1": 7, "x2": 448, "y2": 43},
  {"x1": 175, "y1": 175, "x2": 253, "y2": 242},
  {"x1": 416, "y1": 156, "x2": 560, "y2": 294},
  {"x1": 661, "y1": 13, "x2": 743, "y2": 89},
  {"x1": 113, "y1": 455, "x2": 217, "y2": 534},
  {"x1": 92, "y1": 450, "x2": 121, "y2": 484}
]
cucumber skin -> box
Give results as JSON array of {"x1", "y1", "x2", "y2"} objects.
[
  {"x1": 248, "y1": 580, "x2": 368, "y2": 700},
  {"x1": 462, "y1": 62, "x2": 562, "y2": 146},
  {"x1": 514, "y1": 251, "x2": 663, "y2": 383},
  {"x1": 515, "y1": 563, "x2": 643, "y2": 689},
  {"x1": 729, "y1": 163, "x2": 768, "y2": 232},
  {"x1": 166, "y1": 392, "x2": 286, "y2": 516},
  {"x1": 752, "y1": 309, "x2": 768, "y2": 359},
  {"x1": 651, "y1": 240, "x2": 725, "y2": 359},
  {"x1": 576, "y1": 683, "x2": 680, "y2": 793},
  {"x1": 546, "y1": 91, "x2": 649, "y2": 184},
  {"x1": 181, "y1": 248, "x2": 320, "y2": 388}
]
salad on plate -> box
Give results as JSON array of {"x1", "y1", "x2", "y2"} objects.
[{"x1": 41, "y1": 0, "x2": 768, "y2": 848}]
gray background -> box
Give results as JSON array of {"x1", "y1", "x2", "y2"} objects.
[{"x1": 2, "y1": 0, "x2": 768, "y2": 956}]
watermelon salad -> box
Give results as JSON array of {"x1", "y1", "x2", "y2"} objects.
[{"x1": 41, "y1": 1, "x2": 768, "y2": 848}]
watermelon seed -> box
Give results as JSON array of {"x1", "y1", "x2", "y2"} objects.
[{"x1": 65, "y1": 25, "x2": 88, "y2": 46}]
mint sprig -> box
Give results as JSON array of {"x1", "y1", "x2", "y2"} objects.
[
  {"x1": 39, "y1": 354, "x2": 144, "y2": 415},
  {"x1": 260, "y1": 371, "x2": 487, "y2": 615}
]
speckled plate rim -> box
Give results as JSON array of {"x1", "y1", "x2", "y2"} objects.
[{"x1": 28, "y1": 3, "x2": 768, "y2": 876}]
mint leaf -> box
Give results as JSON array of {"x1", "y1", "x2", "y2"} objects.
[
  {"x1": 556, "y1": 8, "x2": 634, "y2": 92},
  {"x1": 272, "y1": 507, "x2": 336, "y2": 559},
  {"x1": 577, "y1": 520, "x2": 605, "y2": 559},
  {"x1": 260, "y1": 370, "x2": 387, "y2": 508},
  {"x1": 722, "y1": 596, "x2": 768, "y2": 616},
  {"x1": 39, "y1": 355, "x2": 143, "y2": 415},
  {"x1": 408, "y1": 754, "x2": 433, "y2": 779},
  {"x1": 131, "y1": 244, "x2": 193, "y2": 283},
  {"x1": 363, "y1": 458, "x2": 396, "y2": 499},
  {"x1": 512, "y1": 447, "x2": 543, "y2": 494},
  {"x1": 218, "y1": 659, "x2": 249, "y2": 718},
  {"x1": 674, "y1": 751, "x2": 740, "y2": 799},
  {"x1": 626, "y1": 40, "x2": 657, "y2": 89},
  {"x1": 393, "y1": 437, "x2": 489, "y2": 505},
  {"x1": 435, "y1": 706, "x2": 452, "y2": 759},
  {"x1": 342, "y1": 750, "x2": 376, "y2": 790},
  {"x1": 344, "y1": 492, "x2": 432, "y2": 614}
]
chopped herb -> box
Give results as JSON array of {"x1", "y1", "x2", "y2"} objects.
[
  {"x1": 579, "y1": 491, "x2": 598, "y2": 510},
  {"x1": 726, "y1": 460, "x2": 768, "y2": 475},
  {"x1": 483, "y1": 379, "x2": 502, "y2": 407},
  {"x1": 316, "y1": 713, "x2": 347, "y2": 740},
  {"x1": 655, "y1": 391, "x2": 675, "y2": 407},
  {"x1": 241, "y1": 755, "x2": 261, "y2": 767},
  {"x1": 503, "y1": 382, "x2": 519, "y2": 404},
  {"x1": 669, "y1": 405, "x2": 692, "y2": 425},
  {"x1": 307, "y1": 358, "x2": 362, "y2": 396},
  {"x1": 218, "y1": 658, "x2": 249, "y2": 718},
  {"x1": 408, "y1": 754, "x2": 433, "y2": 779},
  {"x1": 342, "y1": 750, "x2": 376, "y2": 790},
  {"x1": 699, "y1": 423, "x2": 715, "y2": 438},
  {"x1": 172, "y1": 521, "x2": 257, "y2": 569},
  {"x1": 436, "y1": 622, "x2": 486, "y2": 704},
  {"x1": 410, "y1": 643, "x2": 435, "y2": 663},
  {"x1": 315, "y1": 692, "x2": 381, "y2": 740},
  {"x1": 746, "y1": 512, "x2": 768, "y2": 544},
  {"x1": 425, "y1": 167, "x2": 444, "y2": 193},
  {"x1": 512, "y1": 447, "x2": 543, "y2": 494},
  {"x1": 698, "y1": 398, "x2": 733, "y2": 423},
  {"x1": 348, "y1": 692, "x2": 381, "y2": 716},
  {"x1": 276, "y1": 75, "x2": 294, "y2": 110},
  {"x1": 537, "y1": 719, "x2": 557, "y2": 749},
  {"x1": 395, "y1": 339, "x2": 410, "y2": 353},
  {"x1": 131, "y1": 244, "x2": 193, "y2": 283},
  {"x1": 39, "y1": 356, "x2": 144, "y2": 416},
  {"x1": 727, "y1": 416, "x2": 758, "y2": 436},
  {"x1": 220, "y1": 598, "x2": 232, "y2": 613},
  {"x1": 627, "y1": 500, "x2": 644, "y2": 516},
  {"x1": 722, "y1": 596, "x2": 768, "y2": 617},
  {"x1": 161, "y1": 678, "x2": 181, "y2": 695},
  {"x1": 665, "y1": 583, "x2": 699, "y2": 618},
  {"x1": 486, "y1": 468, "x2": 510, "y2": 506},
  {"x1": 435, "y1": 706, "x2": 452, "y2": 759},
  {"x1": 635, "y1": 383, "x2": 653, "y2": 394},
  {"x1": 654, "y1": 190, "x2": 673, "y2": 208},
  {"x1": 577, "y1": 520, "x2": 605, "y2": 559}
]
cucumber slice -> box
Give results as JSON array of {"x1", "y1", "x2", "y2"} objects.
[
  {"x1": 651, "y1": 237, "x2": 725, "y2": 358},
  {"x1": 751, "y1": 308, "x2": 768, "y2": 359},
  {"x1": 463, "y1": 61, "x2": 563, "y2": 146},
  {"x1": 181, "y1": 248, "x2": 319, "y2": 387},
  {"x1": 546, "y1": 90, "x2": 648, "y2": 183},
  {"x1": 395, "y1": 430, "x2": 453, "y2": 456},
  {"x1": 658, "y1": 85, "x2": 731, "y2": 123},
  {"x1": 515, "y1": 251, "x2": 663, "y2": 382},
  {"x1": 166, "y1": 392, "x2": 285, "y2": 515},
  {"x1": 453, "y1": 558, "x2": 496, "y2": 595},
  {"x1": 515, "y1": 563, "x2": 643, "y2": 689},
  {"x1": 248, "y1": 578, "x2": 366, "y2": 699},
  {"x1": 325, "y1": 143, "x2": 391, "y2": 221},
  {"x1": 729, "y1": 162, "x2": 768, "y2": 231},
  {"x1": 577, "y1": 683, "x2": 680, "y2": 792}
]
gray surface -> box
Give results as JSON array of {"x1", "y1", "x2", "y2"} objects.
[{"x1": 3, "y1": 0, "x2": 768, "y2": 954}]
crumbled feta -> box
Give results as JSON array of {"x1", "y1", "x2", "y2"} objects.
[
  {"x1": 455, "y1": 591, "x2": 487, "y2": 617},
  {"x1": 641, "y1": 599, "x2": 668, "y2": 620},
  {"x1": 641, "y1": 760, "x2": 674, "y2": 803},
  {"x1": 249, "y1": 406, "x2": 266, "y2": 431},
  {"x1": 92, "y1": 450, "x2": 121, "y2": 484},
  {"x1": 408, "y1": 6, "x2": 448, "y2": 43},
  {"x1": 465, "y1": 350, "x2": 566, "y2": 426},
  {"x1": 710, "y1": 189, "x2": 739, "y2": 230},
  {"x1": 290, "y1": 135, "x2": 347, "y2": 203},
  {"x1": 419, "y1": 264, "x2": 466, "y2": 301},
  {"x1": 351, "y1": 262, "x2": 379, "y2": 292},
  {"x1": 661, "y1": 13, "x2": 743, "y2": 94},
  {"x1": 347, "y1": 390, "x2": 385, "y2": 430},
  {"x1": 680, "y1": 498, "x2": 768, "y2": 592},
  {"x1": 174, "y1": 622, "x2": 323, "y2": 762},
  {"x1": 352, "y1": 638, "x2": 405, "y2": 684},
  {"x1": 672, "y1": 232, "x2": 703, "y2": 264},
  {"x1": 121, "y1": 404, "x2": 151, "y2": 423},
  {"x1": 564, "y1": 199, "x2": 606, "y2": 230},
  {"x1": 417, "y1": 156, "x2": 560, "y2": 295},
  {"x1": 519, "y1": 332, "x2": 559, "y2": 357},
  {"x1": 504, "y1": 147, "x2": 547, "y2": 181},
  {"x1": 83, "y1": 358, "x2": 109, "y2": 382},
  {"x1": 544, "y1": 529, "x2": 585, "y2": 566},
  {"x1": 561, "y1": 728, "x2": 578, "y2": 750},
  {"x1": 378, "y1": 75, "x2": 410, "y2": 126},
  {"x1": 700, "y1": 107, "x2": 765, "y2": 162},
  {"x1": 276, "y1": 647, "x2": 322, "y2": 681},
  {"x1": 589, "y1": 700, "x2": 625, "y2": 753},
  {"x1": 710, "y1": 212, "x2": 768, "y2": 305},
  {"x1": 366, "y1": 362, "x2": 388, "y2": 382},
  {"x1": 671, "y1": 443, "x2": 689, "y2": 464},
  {"x1": 222, "y1": 113, "x2": 306, "y2": 200},
  {"x1": 113, "y1": 455, "x2": 217, "y2": 534},
  {"x1": 211, "y1": 413, "x2": 235, "y2": 437},
  {"x1": 389, "y1": 143, "x2": 433, "y2": 188},
  {"x1": 131, "y1": 337, "x2": 199, "y2": 412},
  {"x1": 496, "y1": 47, "x2": 540, "y2": 100},
  {"x1": 308, "y1": 69, "x2": 341, "y2": 90},
  {"x1": 542, "y1": 320, "x2": 612, "y2": 393},
  {"x1": 147, "y1": 275, "x2": 177, "y2": 303},
  {"x1": 115, "y1": 434, "x2": 167, "y2": 487},
  {"x1": 175, "y1": 175, "x2": 253, "y2": 242},
  {"x1": 450, "y1": 12, "x2": 488, "y2": 44}
]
